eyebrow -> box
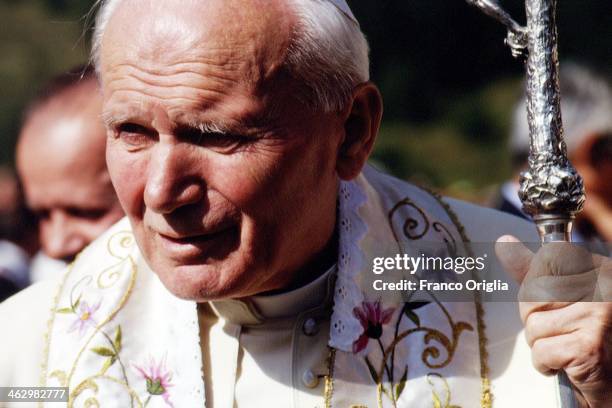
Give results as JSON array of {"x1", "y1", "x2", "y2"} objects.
[
  {"x1": 101, "y1": 109, "x2": 234, "y2": 137},
  {"x1": 101, "y1": 108, "x2": 141, "y2": 129},
  {"x1": 183, "y1": 118, "x2": 231, "y2": 135},
  {"x1": 102, "y1": 105, "x2": 271, "y2": 136},
  {"x1": 178, "y1": 112, "x2": 269, "y2": 136}
]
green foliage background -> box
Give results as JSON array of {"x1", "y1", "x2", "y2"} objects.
[{"x1": 1, "y1": 0, "x2": 610, "y2": 201}]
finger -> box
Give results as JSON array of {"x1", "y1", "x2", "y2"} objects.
[
  {"x1": 531, "y1": 333, "x2": 579, "y2": 376},
  {"x1": 523, "y1": 302, "x2": 590, "y2": 347},
  {"x1": 530, "y1": 242, "x2": 595, "y2": 279},
  {"x1": 516, "y1": 243, "x2": 600, "y2": 305},
  {"x1": 495, "y1": 235, "x2": 534, "y2": 284},
  {"x1": 518, "y1": 301, "x2": 573, "y2": 325},
  {"x1": 517, "y1": 271, "x2": 599, "y2": 303}
]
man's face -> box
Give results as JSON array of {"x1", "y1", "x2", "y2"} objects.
[
  {"x1": 100, "y1": 0, "x2": 344, "y2": 300},
  {"x1": 17, "y1": 82, "x2": 124, "y2": 262}
]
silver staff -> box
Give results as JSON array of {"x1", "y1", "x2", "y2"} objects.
[
  {"x1": 466, "y1": 0, "x2": 585, "y2": 243},
  {"x1": 466, "y1": 0, "x2": 585, "y2": 406}
]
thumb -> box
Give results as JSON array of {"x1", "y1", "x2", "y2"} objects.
[{"x1": 495, "y1": 235, "x2": 534, "y2": 284}]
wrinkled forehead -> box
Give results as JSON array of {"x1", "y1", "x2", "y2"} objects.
[{"x1": 99, "y1": 0, "x2": 296, "y2": 85}]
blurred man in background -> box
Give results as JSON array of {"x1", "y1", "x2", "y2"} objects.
[
  {"x1": 498, "y1": 63, "x2": 612, "y2": 243},
  {"x1": 16, "y1": 65, "x2": 124, "y2": 280}
]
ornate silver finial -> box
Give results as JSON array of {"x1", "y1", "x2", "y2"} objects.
[
  {"x1": 466, "y1": 0, "x2": 585, "y2": 243},
  {"x1": 518, "y1": 0, "x2": 585, "y2": 241}
]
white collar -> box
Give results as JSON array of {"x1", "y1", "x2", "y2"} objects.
[{"x1": 207, "y1": 265, "x2": 336, "y2": 325}]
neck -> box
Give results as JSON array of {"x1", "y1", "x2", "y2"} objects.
[{"x1": 264, "y1": 224, "x2": 338, "y2": 296}]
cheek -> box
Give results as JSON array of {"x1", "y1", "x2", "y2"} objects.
[
  {"x1": 207, "y1": 149, "x2": 286, "y2": 208},
  {"x1": 210, "y1": 139, "x2": 336, "y2": 224},
  {"x1": 106, "y1": 148, "x2": 148, "y2": 218},
  {"x1": 39, "y1": 221, "x2": 53, "y2": 247}
]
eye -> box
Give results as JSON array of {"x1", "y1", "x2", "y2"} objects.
[
  {"x1": 204, "y1": 132, "x2": 250, "y2": 148},
  {"x1": 65, "y1": 207, "x2": 108, "y2": 221},
  {"x1": 116, "y1": 123, "x2": 156, "y2": 147},
  {"x1": 34, "y1": 209, "x2": 50, "y2": 221},
  {"x1": 176, "y1": 126, "x2": 252, "y2": 153}
]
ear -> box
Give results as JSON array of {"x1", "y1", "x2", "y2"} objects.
[{"x1": 336, "y1": 82, "x2": 383, "y2": 180}]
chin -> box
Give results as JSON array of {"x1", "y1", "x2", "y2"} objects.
[{"x1": 152, "y1": 260, "x2": 252, "y2": 301}]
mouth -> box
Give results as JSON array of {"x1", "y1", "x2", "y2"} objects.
[
  {"x1": 155, "y1": 225, "x2": 239, "y2": 262},
  {"x1": 159, "y1": 230, "x2": 227, "y2": 244}
]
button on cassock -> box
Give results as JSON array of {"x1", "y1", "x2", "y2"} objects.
[
  {"x1": 302, "y1": 317, "x2": 319, "y2": 336},
  {"x1": 302, "y1": 369, "x2": 319, "y2": 388}
]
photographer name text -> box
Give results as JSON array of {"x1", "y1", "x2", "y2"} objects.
[{"x1": 371, "y1": 254, "x2": 509, "y2": 293}]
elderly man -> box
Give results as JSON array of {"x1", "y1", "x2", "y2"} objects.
[
  {"x1": 16, "y1": 66, "x2": 124, "y2": 278},
  {"x1": 0, "y1": 1, "x2": 610, "y2": 407}
]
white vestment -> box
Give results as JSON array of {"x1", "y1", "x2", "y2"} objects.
[
  {"x1": 0, "y1": 167, "x2": 561, "y2": 407},
  {"x1": 0, "y1": 240, "x2": 30, "y2": 290}
]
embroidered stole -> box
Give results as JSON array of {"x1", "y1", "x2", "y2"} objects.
[
  {"x1": 41, "y1": 169, "x2": 489, "y2": 408},
  {"x1": 328, "y1": 168, "x2": 490, "y2": 408}
]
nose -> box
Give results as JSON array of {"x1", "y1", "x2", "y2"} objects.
[
  {"x1": 41, "y1": 212, "x2": 88, "y2": 261},
  {"x1": 144, "y1": 143, "x2": 205, "y2": 214}
]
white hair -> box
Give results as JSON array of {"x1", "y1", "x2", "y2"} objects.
[
  {"x1": 91, "y1": 0, "x2": 370, "y2": 113},
  {"x1": 510, "y1": 63, "x2": 612, "y2": 156}
]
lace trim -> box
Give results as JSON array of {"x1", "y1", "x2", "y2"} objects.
[{"x1": 329, "y1": 180, "x2": 368, "y2": 351}]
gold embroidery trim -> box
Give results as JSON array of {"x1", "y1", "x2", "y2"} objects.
[
  {"x1": 40, "y1": 260, "x2": 78, "y2": 395},
  {"x1": 65, "y1": 257, "x2": 137, "y2": 388},
  {"x1": 40, "y1": 231, "x2": 139, "y2": 407},
  {"x1": 324, "y1": 347, "x2": 336, "y2": 408},
  {"x1": 68, "y1": 374, "x2": 144, "y2": 408},
  {"x1": 420, "y1": 185, "x2": 492, "y2": 408}
]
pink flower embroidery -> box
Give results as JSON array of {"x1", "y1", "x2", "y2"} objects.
[
  {"x1": 68, "y1": 301, "x2": 100, "y2": 336},
  {"x1": 132, "y1": 355, "x2": 174, "y2": 407},
  {"x1": 352, "y1": 300, "x2": 395, "y2": 353}
]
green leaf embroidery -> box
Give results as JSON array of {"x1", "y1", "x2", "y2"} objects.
[
  {"x1": 404, "y1": 301, "x2": 430, "y2": 310},
  {"x1": 91, "y1": 347, "x2": 115, "y2": 357},
  {"x1": 114, "y1": 326, "x2": 122, "y2": 351},
  {"x1": 394, "y1": 366, "x2": 408, "y2": 400},
  {"x1": 364, "y1": 356, "x2": 380, "y2": 384},
  {"x1": 146, "y1": 378, "x2": 165, "y2": 395},
  {"x1": 72, "y1": 296, "x2": 81, "y2": 311},
  {"x1": 100, "y1": 356, "x2": 117, "y2": 374},
  {"x1": 404, "y1": 309, "x2": 420, "y2": 326},
  {"x1": 55, "y1": 307, "x2": 73, "y2": 314}
]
